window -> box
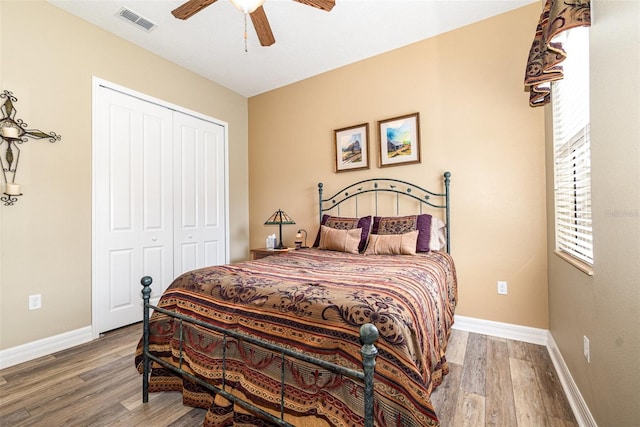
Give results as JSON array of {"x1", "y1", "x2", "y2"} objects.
[{"x1": 552, "y1": 27, "x2": 592, "y2": 267}]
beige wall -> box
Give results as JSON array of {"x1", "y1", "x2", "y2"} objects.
[
  {"x1": 249, "y1": 4, "x2": 548, "y2": 328},
  {"x1": 0, "y1": 1, "x2": 249, "y2": 349},
  {"x1": 546, "y1": 1, "x2": 640, "y2": 425}
]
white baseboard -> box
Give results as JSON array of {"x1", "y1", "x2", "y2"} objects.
[
  {"x1": 452, "y1": 315, "x2": 597, "y2": 427},
  {"x1": 452, "y1": 315, "x2": 549, "y2": 345},
  {"x1": 0, "y1": 326, "x2": 92, "y2": 370},
  {"x1": 547, "y1": 333, "x2": 598, "y2": 427}
]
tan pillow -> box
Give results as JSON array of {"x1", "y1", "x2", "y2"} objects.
[
  {"x1": 364, "y1": 230, "x2": 419, "y2": 255},
  {"x1": 318, "y1": 226, "x2": 362, "y2": 254}
]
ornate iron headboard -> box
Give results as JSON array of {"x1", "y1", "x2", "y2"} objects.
[{"x1": 318, "y1": 172, "x2": 451, "y2": 253}]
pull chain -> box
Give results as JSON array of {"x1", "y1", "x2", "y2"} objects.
[{"x1": 243, "y1": 13, "x2": 248, "y2": 52}]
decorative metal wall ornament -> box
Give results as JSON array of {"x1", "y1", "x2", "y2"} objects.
[{"x1": 0, "y1": 90, "x2": 61, "y2": 206}]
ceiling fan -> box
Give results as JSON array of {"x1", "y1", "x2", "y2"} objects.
[{"x1": 171, "y1": 0, "x2": 335, "y2": 47}]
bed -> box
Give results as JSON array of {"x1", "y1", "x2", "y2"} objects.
[{"x1": 135, "y1": 173, "x2": 456, "y2": 427}]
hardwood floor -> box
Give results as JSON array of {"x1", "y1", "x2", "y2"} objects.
[
  {"x1": 0, "y1": 324, "x2": 577, "y2": 426},
  {"x1": 431, "y1": 330, "x2": 577, "y2": 427},
  {"x1": 0, "y1": 323, "x2": 205, "y2": 427}
]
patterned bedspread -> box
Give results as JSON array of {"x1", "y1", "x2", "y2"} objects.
[{"x1": 135, "y1": 248, "x2": 457, "y2": 427}]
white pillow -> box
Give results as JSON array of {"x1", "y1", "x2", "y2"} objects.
[{"x1": 430, "y1": 217, "x2": 447, "y2": 251}]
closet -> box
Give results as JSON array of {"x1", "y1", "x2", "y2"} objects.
[{"x1": 92, "y1": 80, "x2": 228, "y2": 334}]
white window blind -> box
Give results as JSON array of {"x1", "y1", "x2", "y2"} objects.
[{"x1": 552, "y1": 27, "x2": 592, "y2": 265}]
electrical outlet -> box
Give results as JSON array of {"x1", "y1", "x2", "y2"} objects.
[
  {"x1": 29, "y1": 294, "x2": 42, "y2": 310},
  {"x1": 497, "y1": 281, "x2": 508, "y2": 295},
  {"x1": 583, "y1": 335, "x2": 590, "y2": 363}
]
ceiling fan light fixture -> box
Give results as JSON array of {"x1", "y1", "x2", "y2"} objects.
[{"x1": 230, "y1": 0, "x2": 265, "y2": 14}]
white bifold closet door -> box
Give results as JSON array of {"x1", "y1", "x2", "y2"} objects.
[
  {"x1": 173, "y1": 112, "x2": 226, "y2": 277},
  {"x1": 93, "y1": 84, "x2": 226, "y2": 335}
]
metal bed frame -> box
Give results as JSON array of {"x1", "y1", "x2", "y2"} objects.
[
  {"x1": 141, "y1": 172, "x2": 451, "y2": 426},
  {"x1": 141, "y1": 277, "x2": 379, "y2": 426},
  {"x1": 319, "y1": 172, "x2": 451, "y2": 253}
]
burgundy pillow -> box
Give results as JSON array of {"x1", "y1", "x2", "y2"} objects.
[
  {"x1": 313, "y1": 214, "x2": 372, "y2": 253},
  {"x1": 371, "y1": 214, "x2": 432, "y2": 252}
]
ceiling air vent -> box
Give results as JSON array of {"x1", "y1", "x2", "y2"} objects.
[{"x1": 116, "y1": 7, "x2": 157, "y2": 32}]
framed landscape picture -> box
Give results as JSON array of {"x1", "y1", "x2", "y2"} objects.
[
  {"x1": 378, "y1": 112, "x2": 421, "y2": 167},
  {"x1": 334, "y1": 123, "x2": 370, "y2": 172}
]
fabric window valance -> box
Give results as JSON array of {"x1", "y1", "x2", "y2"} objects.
[{"x1": 524, "y1": 0, "x2": 591, "y2": 107}]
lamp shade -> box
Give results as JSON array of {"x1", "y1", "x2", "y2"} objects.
[
  {"x1": 295, "y1": 229, "x2": 308, "y2": 249},
  {"x1": 264, "y1": 209, "x2": 295, "y2": 226},
  {"x1": 230, "y1": 0, "x2": 265, "y2": 13},
  {"x1": 264, "y1": 209, "x2": 295, "y2": 249}
]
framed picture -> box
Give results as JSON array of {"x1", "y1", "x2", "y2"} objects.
[
  {"x1": 378, "y1": 112, "x2": 421, "y2": 167},
  {"x1": 334, "y1": 123, "x2": 370, "y2": 172}
]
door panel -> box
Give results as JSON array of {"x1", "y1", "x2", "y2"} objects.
[
  {"x1": 173, "y1": 112, "x2": 226, "y2": 276},
  {"x1": 109, "y1": 105, "x2": 135, "y2": 232},
  {"x1": 109, "y1": 249, "x2": 133, "y2": 309},
  {"x1": 203, "y1": 130, "x2": 223, "y2": 228},
  {"x1": 204, "y1": 241, "x2": 221, "y2": 266},
  {"x1": 180, "y1": 243, "x2": 198, "y2": 274},
  {"x1": 94, "y1": 86, "x2": 173, "y2": 334}
]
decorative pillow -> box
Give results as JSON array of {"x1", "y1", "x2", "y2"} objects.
[
  {"x1": 430, "y1": 217, "x2": 447, "y2": 251},
  {"x1": 364, "y1": 230, "x2": 418, "y2": 255},
  {"x1": 371, "y1": 214, "x2": 432, "y2": 252},
  {"x1": 313, "y1": 214, "x2": 372, "y2": 252},
  {"x1": 318, "y1": 226, "x2": 362, "y2": 254}
]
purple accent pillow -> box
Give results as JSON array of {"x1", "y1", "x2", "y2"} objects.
[
  {"x1": 313, "y1": 214, "x2": 372, "y2": 253},
  {"x1": 371, "y1": 214, "x2": 432, "y2": 252}
]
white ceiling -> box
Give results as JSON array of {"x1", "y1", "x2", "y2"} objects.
[{"x1": 49, "y1": 0, "x2": 537, "y2": 97}]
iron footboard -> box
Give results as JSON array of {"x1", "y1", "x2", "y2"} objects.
[{"x1": 141, "y1": 276, "x2": 379, "y2": 427}]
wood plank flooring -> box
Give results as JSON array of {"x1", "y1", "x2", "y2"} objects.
[
  {"x1": 0, "y1": 323, "x2": 577, "y2": 426},
  {"x1": 431, "y1": 330, "x2": 577, "y2": 427}
]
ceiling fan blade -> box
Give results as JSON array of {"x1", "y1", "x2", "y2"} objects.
[
  {"x1": 293, "y1": 0, "x2": 335, "y2": 12},
  {"x1": 171, "y1": 0, "x2": 218, "y2": 20},
  {"x1": 250, "y1": 6, "x2": 275, "y2": 47}
]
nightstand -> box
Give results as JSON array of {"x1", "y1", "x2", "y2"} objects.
[{"x1": 250, "y1": 247, "x2": 291, "y2": 260}]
